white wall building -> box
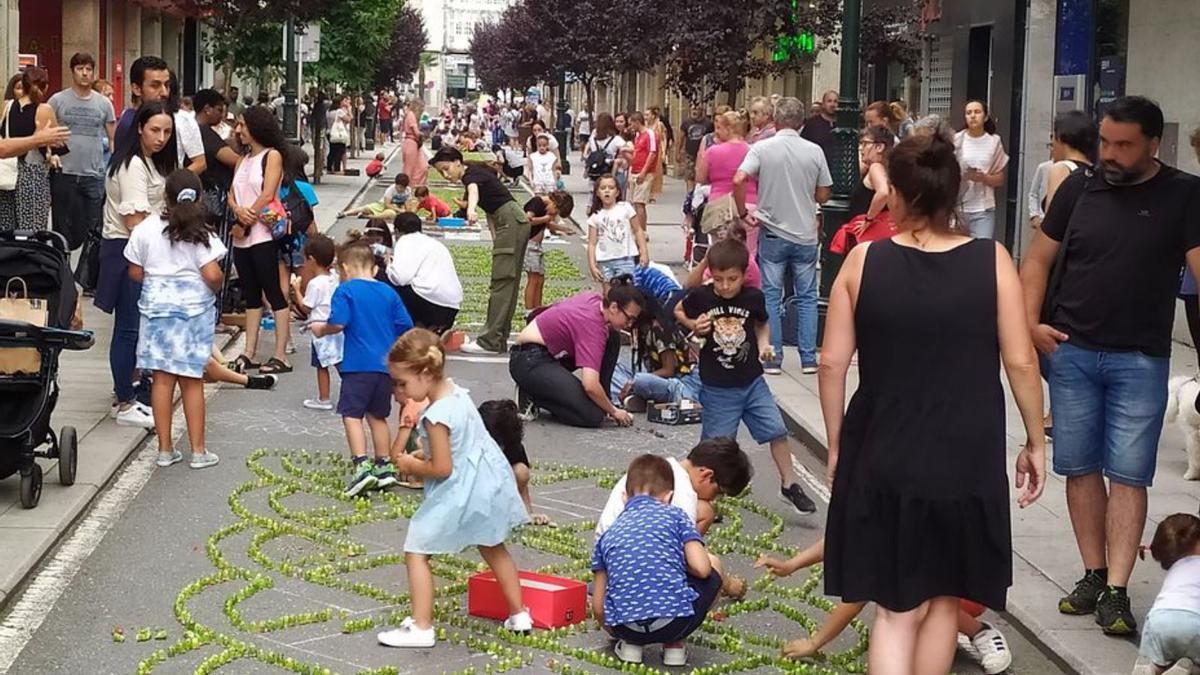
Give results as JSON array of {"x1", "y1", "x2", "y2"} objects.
[{"x1": 418, "y1": 0, "x2": 511, "y2": 109}]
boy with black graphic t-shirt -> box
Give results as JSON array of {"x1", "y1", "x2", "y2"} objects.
[{"x1": 676, "y1": 239, "x2": 817, "y2": 515}]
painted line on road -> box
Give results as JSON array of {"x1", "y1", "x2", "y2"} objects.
[{"x1": 0, "y1": 337, "x2": 241, "y2": 673}]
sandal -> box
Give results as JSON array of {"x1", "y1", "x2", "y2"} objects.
[
  {"x1": 231, "y1": 355, "x2": 261, "y2": 373},
  {"x1": 259, "y1": 357, "x2": 293, "y2": 375}
]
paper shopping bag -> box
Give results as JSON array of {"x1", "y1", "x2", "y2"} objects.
[{"x1": 0, "y1": 277, "x2": 48, "y2": 375}]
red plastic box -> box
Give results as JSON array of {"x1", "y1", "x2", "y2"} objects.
[{"x1": 467, "y1": 571, "x2": 587, "y2": 629}]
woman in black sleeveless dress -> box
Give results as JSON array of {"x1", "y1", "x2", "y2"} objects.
[{"x1": 820, "y1": 134, "x2": 1047, "y2": 674}]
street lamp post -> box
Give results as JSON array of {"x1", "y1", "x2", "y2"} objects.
[
  {"x1": 819, "y1": 0, "x2": 862, "y2": 304},
  {"x1": 283, "y1": 17, "x2": 300, "y2": 144},
  {"x1": 554, "y1": 71, "x2": 571, "y2": 175}
]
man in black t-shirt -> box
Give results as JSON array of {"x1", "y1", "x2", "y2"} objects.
[
  {"x1": 800, "y1": 90, "x2": 838, "y2": 166},
  {"x1": 1021, "y1": 96, "x2": 1200, "y2": 637},
  {"x1": 678, "y1": 104, "x2": 713, "y2": 192}
]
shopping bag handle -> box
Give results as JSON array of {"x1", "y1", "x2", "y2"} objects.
[{"x1": 4, "y1": 277, "x2": 26, "y2": 299}]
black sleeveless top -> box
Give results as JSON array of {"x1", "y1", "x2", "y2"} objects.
[{"x1": 847, "y1": 179, "x2": 875, "y2": 218}]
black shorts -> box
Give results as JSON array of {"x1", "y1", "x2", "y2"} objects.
[
  {"x1": 337, "y1": 372, "x2": 392, "y2": 419},
  {"x1": 503, "y1": 164, "x2": 524, "y2": 179},
  {"x1": 609, "y1": 571, "x2": 722, "y2": 646}
]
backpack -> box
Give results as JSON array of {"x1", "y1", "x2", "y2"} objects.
[
  {"x1": 585, "y1": 136, "x2": 616, "y2": 180},
  {"x1": 281, "y1": 179, "x2": 315, "y2": 237}
]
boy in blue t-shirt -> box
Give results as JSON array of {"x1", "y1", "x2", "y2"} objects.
[
  {"x1": 312, "y1": 242, "x2": 413, "y2": 496},
  {"x1": 592, "y1": 454, "x2": 723, "y2": 667}
]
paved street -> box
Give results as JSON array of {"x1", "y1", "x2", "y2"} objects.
[{"x1": 0, "y1": 154, "x2": 1067, "y2": 674}]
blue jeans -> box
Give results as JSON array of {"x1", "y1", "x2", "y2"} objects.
[
  {"x1": 1140, "y1": 608, "x2": 1200, "y2": 667},
  {"x1": 700, "y1": 377, "x2": 788, "y2": 445},
  {"x1": 610, "y1": 363, "x2": 701, "y2": 403},
  {"x1": 758, "y1": 230, "x2": 819, "y2": 367},
  {"x1": 1047, "y1": 342, "x2": 1169, "y2": 487},
  {"x1": 110, "y1": 266, "x2": 142, "y2": 404},
  {"x1": 964, "y1": 209, "x2": 995, "y2": 239}
]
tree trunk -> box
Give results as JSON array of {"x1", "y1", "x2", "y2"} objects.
[
  {"x1": 724, "y1": 72, "x2": 743, "y2": 108},
  {"x1": 418, "y1": 63, "x2": 426, "y2": 103},
  {"x1": 584, "y1": 78, "x2": 595, "y2": 118}
]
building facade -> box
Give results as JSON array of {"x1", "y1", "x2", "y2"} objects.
[
  {"x1": 418, "y1": 0, "x2": 512, "y2": 110},
  {"x1": 9, "y1": 0, "x2": 212, "y2": 119}
]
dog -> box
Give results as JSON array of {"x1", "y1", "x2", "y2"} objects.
[{"x1": 1164, "y1": 375, "x2": 1200, "y2": 480}]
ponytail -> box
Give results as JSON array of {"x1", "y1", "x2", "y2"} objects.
[{"x1": 163, "y1": 169, "x2": 212, "y2": 247}]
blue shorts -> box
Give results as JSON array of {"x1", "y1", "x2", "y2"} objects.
[
  {"x1": 1140, "y1": 609, "x2": 1200, "y2": 667},
  {"x1": 337, "y1": 371, "x2": 392, "y2": 419},
  {"x1": 598, "y1": 256, "x2": 637, "y2": 282},
  {"x1": 699, "y1": 377, "x2": 788, "y2": 445},
  {"x1": 1047, "y1": 342, "x2": 1169, "y2": 487}
]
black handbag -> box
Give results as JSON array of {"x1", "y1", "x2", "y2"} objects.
[{"x1": 73, "y1": 230, "x2": 101, "y2": 291}]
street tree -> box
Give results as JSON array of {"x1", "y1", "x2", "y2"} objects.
[
  {"x1": 308, "y1": 0, "x2": 406, "y2": 90},
  {"x1": 860, "y1": 0, "x2": 928, "y2": 79},
  {"x1": 469, "y1": 6, "x2": 540, "y2": 95},
  {"x1": 373, "y1": 6, "x2": 428, "y2": 90},
  {"x1": 663, "y1": 0, "x2": 842, "y2": 105}
]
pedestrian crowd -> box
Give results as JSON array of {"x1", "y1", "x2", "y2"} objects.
[{"x1": 11, "y1": 51, "x2": 1200, "y2": 673}]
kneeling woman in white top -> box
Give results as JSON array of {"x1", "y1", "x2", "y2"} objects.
[
  {"x1": 124, "y1": 169, "x2": 227, "y2": 470},
  {"x1": 387, "y1": 212, "x2": 463, "y2": 335}
]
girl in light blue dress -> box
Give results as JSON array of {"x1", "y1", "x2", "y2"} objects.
[
  {"x1": 124, "y1": 169, "x2": 226, "y2": 470},
  {"x1": 379, "y1": 328, "x2": 531, "y2": 649}
]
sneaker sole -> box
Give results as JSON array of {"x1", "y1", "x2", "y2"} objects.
[
  {"x1": 1097, "y1": 618, "x2": 1136, "y2": 635},
  {"x1": 778, "y1": 492, "x2": 818, "y2": 515},
  {"x1": 190, "y1": 457, "x2": 220, "y2": 469},
  {"x1": 663, "y1": 653, "x2": 687, "y2": 667},
  {"x1": 303, "y1": 404, "x2": 334, "y2": 410},
  {"x1": 375, "y1": 476, "x2": 399, "y2": 489},
  {"x1": 156, "y1": 456, "x2": 183, "y2": 467},
  {"x1": 344, "y1": 476, "x2": 378, "y2": 497},
  {"x1": 115, "y1": 418, "x2": 155, "y2": 429}
]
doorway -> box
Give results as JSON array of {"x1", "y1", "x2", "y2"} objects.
[{"x1": 967, "y1": 25, "x2": 993, "y2": 105}]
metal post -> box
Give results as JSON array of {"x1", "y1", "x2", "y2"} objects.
[
  {"x1": 819, "y1": 0, "x2": 862, "y2": 304},
  {"x1": 554, "y1": 71, "x2": 571, "y2": 175},
  {"x1": 283, "y1": 17, "x2": 299, "y2": 143}
]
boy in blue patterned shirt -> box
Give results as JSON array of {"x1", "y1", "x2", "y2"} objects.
[{"x1": 591, "y1": 454, "x2": 724, "y2": 667}]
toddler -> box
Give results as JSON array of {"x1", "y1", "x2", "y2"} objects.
[
  {"x1": 527, "y1": 134, "x2": 561, "y2": 195},
  {"x1": 496, "y1": 136, "x2": 526, "y2": 185},
  {"x1": 311, "y1": 240, "x2": 413, "y2": 496},
  {"x1": 390, "y1": 387, "x2": 429, "y2": 488},
  {"x1": 478, "y1": 399, "x2": 547, "y2": 524},
  {"x1": 294, "y1": 234, "x2": 341, "y2": 410},
  {"x1": 378, "y1": 329, "x2": 531, "y2": 648},
  {"x1": 587, "y1": 175, "x2": 648, "y2": 289},
  {"x1": 365, "y1": 151, "x2": 385, "y2": 178},
  {"x1": 412, "y1": 186, "x2": 452, "y2": 221},
  {"x1": 124, "y1": 169, "x2": 225, "y2": 470},
  {"x1": 592, "y1": 454, "x2": 724, "y2": 667},
  {"x1": 1137, "y1": 513, "x2": 1200, "y2": 674}
]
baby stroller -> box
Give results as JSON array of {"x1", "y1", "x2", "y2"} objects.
[{"x1": 0, "y1": 230, "x2": 94, "y2": 508}]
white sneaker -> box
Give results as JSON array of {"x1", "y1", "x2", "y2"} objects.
[
  {"x1": 662, "y1": 642, "x2": 687, "y2": 666},
  {"x1": 190, "y1": 451, "x2": 220, "y2": 469},
  {"x1": 502, "y1": 610, "x2": 533, "y2": 632},
  {"x1": 970, "y1": 621, "x2": 1012, "y2": 675},
  {"x1": 801, "y1": 364, "x2": 819, "y2": 375},
  {"x1": 763, "y1": 366, "x2": 783, "y2": 375},
  {"x1": 956, "y1": 631, "x2": 980, "y2": 660},
  {"x1": 286, "y1": 338, "x2": 297, "y2": 355},
  {"x1": 115, "y1": 403, "x2": 155, "y2": 429},
  {"x1": 377, "y1": 617, "x2": 436, "y2": 648},
  {"x1": 156, "y1": 450, "x2": 183, "y2": 467},
  {"x1": 614, "y1": 640, "x2": 643, "y2": 664},
  {"x1": 459, "y1": 338, "x2": 497, "y2": 355},
  {"x1": 303, "y1": 398, "x2": 334, "y2": 411}
]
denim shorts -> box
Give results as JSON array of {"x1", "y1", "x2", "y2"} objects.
[
  {"x1": 699, "y1": 376, "x2": 788, "y2": 445},
  {"x1": 337, "y1": 371, "x2": 392, "y2": 419},
  {"x1": 598, "y1": 256, "x2": 636, "y2": 282},
  {"x1": 1047, "y1": 342, "x2": 1169, "y2": 487},
  {"x1": 1140, "y1": 608, "x2": 1200, "y2": 667}
]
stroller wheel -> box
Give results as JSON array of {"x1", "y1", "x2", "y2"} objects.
[
  {"x1": 59, "y1": 426, "x2": 78, "y2": 487},
  {"x1": 20, "y1": 463, "x2": 42, "y2": 509}
]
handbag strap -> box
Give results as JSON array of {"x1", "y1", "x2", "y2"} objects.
[
  {"x1": 0, "y1": 100, "x2": 10, "y2": 139},
  {"x1": 1040, "y1": 169, "x2": 1094, "y2": 324}
]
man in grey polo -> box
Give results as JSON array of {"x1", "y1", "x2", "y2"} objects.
[
  {"x1": 48, "y1": 52, "x2": 115, "y2": 258},
  {"x1": 733, "y1": 97, "x2": 832, "y2": 374}
]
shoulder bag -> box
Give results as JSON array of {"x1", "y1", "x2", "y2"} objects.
[
  {"x1": 1039, "y1": 168, "x2": 1093, "y2": 324},
  {"x1": 0, "y1": 101, "x2": 18, "y2": 191}
]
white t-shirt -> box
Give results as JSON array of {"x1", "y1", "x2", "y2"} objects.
[
  {"x1": 174, "y1": 111, "x2": 205, "y2": 165},
  {"x1": 595, "y1": 457, "x2": 698, "y2": 536},
  {"x1": 1152, "y1": 555, "x2": 1200, "y2": 614},
  {"x1": 123, "y1": 213, "x2": 227, "y2": 277},
  {"x1": 500, "y1": 146, "x2": 525, "y2": 169},
  {"x1": 588, "y1": 201, "x2": 639, "y2": 262},
  {"x1": 577, "y1": 110, "x2": 592, "y2": 136},
  {"x1": 382, "y1": 185, "x2": 410, "y2": 207},
  {"x1": 957, "y1": 132, "x2": 1000, "y2": 213},
  {"x1": 529, "y1": 151, "x2": 557, "y2": 191},
  {"x1": 587, "y1": 134, "x2": 626, "y2": 161},
  {"x1": 302, "y1": 271, "x2": 339, "y2": 323},
  {"x1": 387, "y1": 232, "x2": 464, "y2": 309}
]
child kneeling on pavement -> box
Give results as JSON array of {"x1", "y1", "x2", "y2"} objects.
[
  {"x1": 592, "y1": 454, "x2": 728, "y2": 667},
  {"x1": 1135, "y1": 512, "x2": 1200, "y2": 675}
]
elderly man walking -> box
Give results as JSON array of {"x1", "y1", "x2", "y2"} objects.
[{"x1": 733, "y1": 97, "x2": 832, "y2": 374}]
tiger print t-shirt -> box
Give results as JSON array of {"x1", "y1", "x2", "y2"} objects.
[{"x1": 681, "y1": 284, "x2": 768, "y2": 388}]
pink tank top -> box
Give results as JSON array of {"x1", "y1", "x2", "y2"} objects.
[
  {"x1": 707, "y1": 141, "x2": 757, "y2": 204},
  {"x1": 231, "y1": 148, "x2": 273, "y2": 249}
]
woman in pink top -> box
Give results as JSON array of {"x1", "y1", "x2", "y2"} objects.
[
  {"x1": 228, "y1": 106, "x2": 291, "y2": 374},
  {"x1": 698, "y1": 111, "x2": 760, "y2": 259},
  {"x1": 508, "y1": 282, "x2": 647, "y2": 429},
  {"x1": 403, "y1": 99, "x2": 428, "y2": 187}
]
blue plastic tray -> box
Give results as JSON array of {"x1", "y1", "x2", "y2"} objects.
[{"x1": 437, "y1": 217, "x2": 467, "y2": 228}]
